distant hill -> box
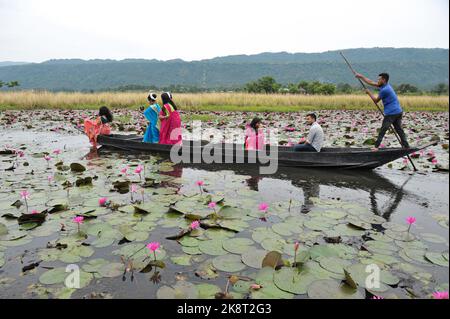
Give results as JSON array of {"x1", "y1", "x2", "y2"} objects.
[
  {"x1": 0, "y1": 62, "x2": 30, "y2": 67},
  {"x1": 0, "y1": 48, "x2": 448, "y2": 91}
]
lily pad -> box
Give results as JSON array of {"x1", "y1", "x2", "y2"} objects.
[
  {"x1": 307, "y1": 279, "x2": 364, "y2": 299},
  {"x1": 212, "y1": 254, "x2": 246, "y2": 272}
]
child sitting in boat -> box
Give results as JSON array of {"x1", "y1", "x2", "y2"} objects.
[
  {"x1": 245, "y1": 117, "x2": 265, "y2": 150},
  {"x1": 84, "y1": 106, "x2": 113, "y2": 147},
  {"x1": 143, "y1": 93, "x2": 162, "y2": 143}
]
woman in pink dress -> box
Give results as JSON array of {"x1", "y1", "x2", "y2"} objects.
[
  {"x1": 244, "y1": 118, "x2": 265, "y2": 150},
  {"x1": 159, "y1": 92, "x2": 182, "y2": 145}
]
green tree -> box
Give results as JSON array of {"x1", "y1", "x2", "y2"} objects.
[
  {"x1": 336, "y1": 83, "x2": 353, "y2": 94},
  {"x1": 395, "y1": 83, "x2": 419, "y2": 94},
  {"x1": 0, "y1": 80, "x2": 4, "y2": 88},
  {"x1": 7, "y1": 81, "x2": 20, "y2": 88},
  {"x1": 245, "y1": 76, "x2": 280, "y2": 93},
  {"x1": 431, "y1": 83, "x2": 449, "y2": 95}
]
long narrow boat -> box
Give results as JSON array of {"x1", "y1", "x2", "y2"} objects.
[{"x1": 97, "y1": 134, "x2": 433, "y2": 170}]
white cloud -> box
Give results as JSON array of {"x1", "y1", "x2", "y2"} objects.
[{"x1": 0, "y1": 0, "x2": 448, "y2": 62}]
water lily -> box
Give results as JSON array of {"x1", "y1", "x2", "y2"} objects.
[
  {"x1": 72, "y1": 216, "x2": 84, "y2": 234},
  {"x1": 20, "y1": 190, "x2": 30, "y2": 212},
  {"x1": 130, "y1": 183, "x2": 138, "y2": 202},
  {"x1": 432, "y1": 291, "x2": 449, "y2": 299},
  {"x1": 31, "y1": 209, "x2": 39, "y2": 215},
  {"x1": 120, "y1": 166, "x2": 128, "y2": 175},
  {"x1": 372, "y1": 296, "x2": 384, "y2": 299},
  {"x1": 208, "y1": 202, "x2": 217, "y2": 213},
  {"x1": 146, "y1": 242, "x2": 161, "y2": 261},
  {"x1": 190, "y1": 220, "x2": 200, "y2": 230},
  {"x1": 47, "y1": 175, "x2": 54, "y2": 185},
  {"x1": 98, "y1": 197, "x2": 108, "y2": 207},
  {"x1": 196, "y1": 180, "x2": 204, "y2": 195},
  {"x1": 53, "y1": 149, "x2": 61, "y2": 159},
  {"x1": 406, "y1": 216, "x2": 416, "y2": 232},
  {"x1": 258, "y1": 202, "x2": 269, "y2": 212},
  {"x1": 432, "y1": 158, "x2": 438, "y2": 165},
  {"x1": 135, "y1": 164, "x2": 144, "y2": 181},
  {"x1": 44, "y1": 155, "x2": 52, "y2": 168}
]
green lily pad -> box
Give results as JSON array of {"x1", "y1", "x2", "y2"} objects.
[
  {"x1": 98, "y1": 262, "x2": 125, "y2": 278},
  {"x1": 307, "y1": 279, "x2": 364, "y2": 299},
  {"x1": 196, "y1": 283, "x2": 221, "y2": 299},
  {"x1": 223, "y1": 238, "x2": 254, "y2": 254},
  {"x1": 319, "y1": 257, "x2": 352, "y2": 275},
  {"x1": 157, "y1": 281, "x2": 199, "y2": 299},
  {"x1": 273, "y1": 267, "x2": 316, "y2": 295},
  {"x1": 212, "y1": 254, "x2": 246, "y2": 272},
  {"x1": 425, "y1": 252, "x2": 449, "y2": 267},
  {"x1": 171, "y1": 255, "x2": 192, "y2": 266},
  {"x1": 241, "y1": 249, "x2": 268, "y2": 269},
  {"x1": 198, "y1": 239, "x2": 228, "y2": 256}
]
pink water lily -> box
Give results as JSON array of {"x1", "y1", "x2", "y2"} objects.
[
  {"x1": 432, "y1": 158, "x2": 438, "y2": 165},
  {"x1": 432, "y1": 291, "x2": 449, "y2": 299},
  {"x1": 16, "y1": 150, "x2": 25, "y2": 157},
  {"x1": 250, "y1": 284, "x2": 262, "y2": 290},
  {"x1": 72, "y1": 216, "x2": 84, "y2": 224},
  {"x1": 208, "y1": 202, "x2": 217, "y2": 209},
  {"x1": 196, "y1": 180, "x2": 204, "y2": 186},
  {"x1": 372, "y1": 296, "x2": 384, "y2": 299},
  {"x1": 44, "y1": 155, "x2": 52, "y2": 161},
  {"x1": 98, "y1": 197, "x2": 108, "y2": 206},
  {"x1": 120, "y1": 167, "x2": 128, "y2": 174},
  {"x1": 258, "y1": 202, "x2": 269, "y2": 212},
  {"x1": 147, "y1": 241, "x2": 161, "y2": 261},
  {"x1": 190, "y1": 220, "x2": 200, "y2": 230},
  {"x1": 47, "y1": 175, "x2": 54, "y2": 184},
  {"x1": 406, "y1": 216, "x2": 416, "y2": 233},
  {"x1": 72, "y1": 216, "x2": 84, "y2": 234},
  {"x1": 20, "y1": 190, "x2": 30, "y2": 200},
  {"x1": 196, "y1": 180, "x2": 204, "y2": 195},
  {"x1": 53, "y1": 149, "x2": 61, "y2": 155},
  {"x1": 31, "y1": 209, "x2": 39, "y2": 215},
  {"x1": 134, "y1": 164, "x2": 144, "y2": 181}
]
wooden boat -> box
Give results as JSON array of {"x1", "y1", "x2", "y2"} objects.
[{"x1": 97, "y1": 134, "x2": 433, "y2": 170}]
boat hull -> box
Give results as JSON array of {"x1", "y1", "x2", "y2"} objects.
[{"x1": 97, "y1": 134, "x2": 419, "y2": 170}]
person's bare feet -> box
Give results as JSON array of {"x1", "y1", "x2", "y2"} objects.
[{"x1": 371, "y1": 147, "x2": 379, "y2": 152}]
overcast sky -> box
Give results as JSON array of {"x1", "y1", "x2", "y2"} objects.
[{"x1": 0, "y1": 0, "x2": 448, "y2": 62}]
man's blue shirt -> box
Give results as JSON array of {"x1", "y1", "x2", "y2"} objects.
[{"x1": 379, "y1": 84, "x2": 402, "y2": 115}]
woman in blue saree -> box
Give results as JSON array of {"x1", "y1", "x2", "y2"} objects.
[{"x1": 143, "y1": 93, "x2": 162, "y2": 143}]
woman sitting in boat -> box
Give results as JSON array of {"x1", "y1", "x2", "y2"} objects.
[
  {"x1": 159, "y1": 92, "x2": 182, "y2": 145},
  {"x1": 143, "y1": 93, "x2": 162, "y2": 143},
  {"x1": 245, "y1": 117, "x2": 265, "y2": 150},
  {"x1": 84, "y1": 106, "x2": 113, "y2": 147}
]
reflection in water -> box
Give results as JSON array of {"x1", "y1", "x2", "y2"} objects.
[
  {"x1": 96, "y1": 149, "x2": 424, "y2": 220},
  {"x1": 181, "y1": 163, "x2": 421, "y2": 218},
  {"x1": 370, "y1": 176, "x2": 412, "y2": 221}
]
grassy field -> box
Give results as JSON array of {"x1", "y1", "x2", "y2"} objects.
[{"x1": 0, "y1": 91, "x2": 448, "y2": 112}]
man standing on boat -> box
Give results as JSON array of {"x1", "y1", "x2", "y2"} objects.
[
  {"x1": 355, "y1": 72, "x2": 410, "y2": 151},
  {"x1": 294, "y1": 113, "x2": 324, "y2": 152}
]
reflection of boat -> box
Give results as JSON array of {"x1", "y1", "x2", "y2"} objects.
[{"x1": 98, "y1": 134, "x2": 433, "y2": 170}]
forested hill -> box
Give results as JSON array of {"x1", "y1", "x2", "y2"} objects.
[{"x1": 0, "y1": 48, "x2": 448, "y2": 91}]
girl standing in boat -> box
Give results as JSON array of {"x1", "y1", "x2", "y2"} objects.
[
  {"x1": 245, "y1": 117, "x2": 265, "y2": 150},
  {"x1": 159, "y1": 92, "x2": 182, "y2": 145},
  {"x1": 143, "y1": 93, "x2": 161, "y2": 143},
  {"x1": 84, "y1": 106, "x2": 113, "y2": 147}
]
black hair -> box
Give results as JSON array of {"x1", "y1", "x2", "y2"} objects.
[
  {"x1": 306, "y1": 113, "x2": 317, "y2": 121},
  {"x1": 161, "y1": 92, "x2": 178, "y2": 111},
  {"x1": 249, "y1": 117, "x2": 262, "y2": 131},
  {"x1": 378, "y1": 73, "x2": 390, "y2": 83},
  {"x1": 147, "y1": 93, "x2": 157, "y2": 102},
  {"x1": 99, "y1": 106, "x2": 113, "y2": 123}
]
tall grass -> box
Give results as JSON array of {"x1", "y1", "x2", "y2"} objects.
[{"x1": 0, "y1": 91, "x2": 448, "y2": 112}]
